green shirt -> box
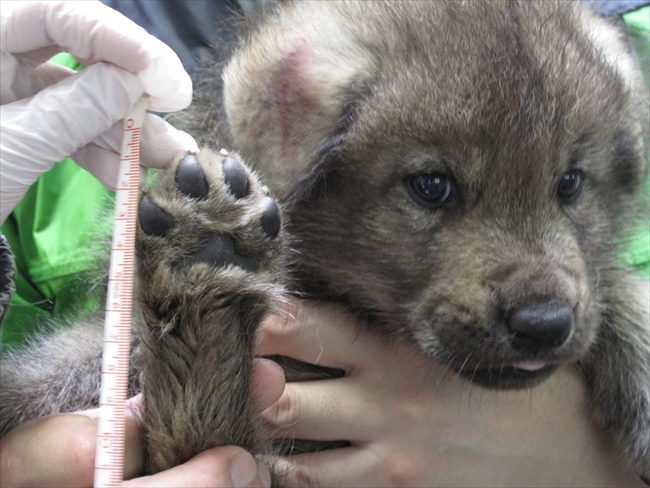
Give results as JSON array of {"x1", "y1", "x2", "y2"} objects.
[{"x1": 1, "y1": 55, "x2": 114, "y2": 348}]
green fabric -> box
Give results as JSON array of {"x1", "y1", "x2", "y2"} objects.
[
  {"x1": 620, "y1": 174, "x2": 650, "y2": 279},
  {"x1": 624, "y1": 6, "x2": 650, "y2": 33},
  {"x1": 49, "y1": 52, "x2": 84, "y2": 71},
  {"x1": 1, "y1": 54, "x2": 114, "y2": 350},
  {"x1": 1, "y1": 161, "x2": 112, "y2": 348},
  {"x1": 620, "y1": 7, "x2": 650, "y2": 279}
]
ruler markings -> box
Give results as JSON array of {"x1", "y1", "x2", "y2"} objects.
[{"x1": 94, "y1": 97, "x2": 148, "y2": 488}]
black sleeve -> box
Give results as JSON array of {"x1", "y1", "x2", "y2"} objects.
[
  {"x1": 583, "y1": 0, "x2": 649, "y2": 16},
  {"x1": 101, "y1": 0, "x2": 242, "y2": 74}
]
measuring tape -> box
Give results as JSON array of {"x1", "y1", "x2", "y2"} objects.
[{"x1": 94, "y1": 97, "x2": 148, "y2": 487}]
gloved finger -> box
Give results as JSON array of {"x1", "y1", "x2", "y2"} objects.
[
  {"x1": 31, "y1": 59, "x2": 77, "y2": 90},
  {"x1": 1, "y1": 2, "x2": 151, "y2": 71},
  {"x1": 76, "y1": 114, "x2": 198, "y2": 169},
  {"x1": 71, "y1": 116, "x2": 197, "y2": 188},
  {"x1": 3, "y1": 62, "x2": 144, "y2": 163},
  {"x1": 139, "y1": 115, "x2": 198, "y2": 169},
  {"x1": 80, "y1": 114, "x2": 199, "y2": 169},
  {"x1": 2, "y1": 56, "x2": 79, "y2": 105},
  {"x1": 0, "y1": 62, "x2": 143, "y2": 223},
  {"x1": 0, "y1": 1, "x2": 191, "y2": 112},
  {"x1": 69, "y1": 144, "x2": 137, "y2": 190},
  {"x1": 6, "y1": 45, "x2": 63, "y2": 70},
  {"x1": 0, "y1": 50, "x2": 70, "y2": 105}
]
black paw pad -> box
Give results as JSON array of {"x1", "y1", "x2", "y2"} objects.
[
  {"x1": 223, "y1": 157, "x2": 249, "y2": 199},
  {"x1": 261, "y1": 197, "x2": 281, "y2": 239},
  {"x1": 139, "y1": 195, "x2": 175, "y2": 237},
  {"x1": 175, "y1": 154, "x2": 209, "y2": 200},
  {"x1": 178, "y1": 233, "x2": 258, "y2": 272}
]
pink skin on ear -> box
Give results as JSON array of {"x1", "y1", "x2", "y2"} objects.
[{"x1": 261, "y1": 46, "x2": 314, "y2": 175}]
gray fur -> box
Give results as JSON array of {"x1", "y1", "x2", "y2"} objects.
[{"x1": 1, "y1": 1, "x2": 648, "y2": 485}]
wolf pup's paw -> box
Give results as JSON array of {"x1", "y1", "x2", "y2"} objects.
[
  {"x1": 136, "y1": 149, "x2": 283, "y2": 319},
  {"x1": 137, "y1": 148, "x2": 281, "y2": 286},
  {"x1": 134, "y1": 149, "x2": 284, "y2": 474}
]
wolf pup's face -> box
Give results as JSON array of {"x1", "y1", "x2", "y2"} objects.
[{"x1": 222, "y1": 1, "x2": 648, "y2": 389}]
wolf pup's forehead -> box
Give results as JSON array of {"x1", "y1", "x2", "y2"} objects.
[{"x1": 223, "y1": 0, "x2": 648, "y2": 199}]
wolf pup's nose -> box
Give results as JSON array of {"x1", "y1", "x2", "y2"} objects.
[{"x1": 506, "y1": 301, "x2": 574, "y2": 352}]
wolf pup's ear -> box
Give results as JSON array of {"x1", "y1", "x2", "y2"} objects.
[
  {"x1": 578, "y1": 7, "x2": 649, "y2": 187},
  {"x1": 222, "y1": 3, "x2": 377, "y2": 197}
]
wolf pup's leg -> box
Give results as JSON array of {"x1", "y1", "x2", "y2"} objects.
[
  {"x1": 581, "y1": 268, "x2": 650, "y2": 483},
  {"x1": 135, "y1": 149, "x2": 285, "y2": 475},
  {"x1": 0, "y1": 315, "x2": 110, "y2": 437}
]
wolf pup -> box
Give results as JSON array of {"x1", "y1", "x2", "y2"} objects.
[{"x1": 1, "y1": 0, "x2": 649, "y2": 485}]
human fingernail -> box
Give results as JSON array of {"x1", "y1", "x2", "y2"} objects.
[
  {"x1": 258, "y1": 460, "x2": 272, "y2": 488},
  {"x1": 72, "y1": 407, "x2": 101, "y2": 419},
  {"x1": 231, "y1": 451, "x2": 257, "y2": 488},
  {"x1": 255, "y1": 357, "x2": 285, "y2": 374}
]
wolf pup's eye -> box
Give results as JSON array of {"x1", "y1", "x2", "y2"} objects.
[
  {"x1": 407, "y1": 173, "x2": 452, "y2": 207},
  {"x1": 557, "y1": 170, "x2": 585, "y2": 203}
]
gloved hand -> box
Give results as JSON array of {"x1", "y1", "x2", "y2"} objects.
[{"x1": 0, "y1": 1, "x2": 199, "y2": 224}]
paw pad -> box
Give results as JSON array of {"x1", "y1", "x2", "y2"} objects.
[
  {"x1": 139, "y1": 195, "x2": 175, "y2": 237},
  {"x1": 222, "y1": 156, "x2": 249, "y2": 199},
  {"x1": 175, "y1": 154, "x2": 209, "y2": 200},
  {"x1": 137, "y1": 149, "x2": 281, "y2": 277},
  {"x1": 177, "y1": 233, "x2": 258, "y2": 272},
  {"x1": 261, "y1": 197, "x2": 281, "y2": 239}
]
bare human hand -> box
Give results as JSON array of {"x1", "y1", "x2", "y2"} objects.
[
  {"x1": 0, "y1": 358, "x2": 284, "y2": 488},
  {"x1": 258, "y1": 300, "x2": 644, "y2": 487}
]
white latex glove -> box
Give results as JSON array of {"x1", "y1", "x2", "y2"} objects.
[{"x1": 0, "y1": 1, "x2": 199, "y2": 224}]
